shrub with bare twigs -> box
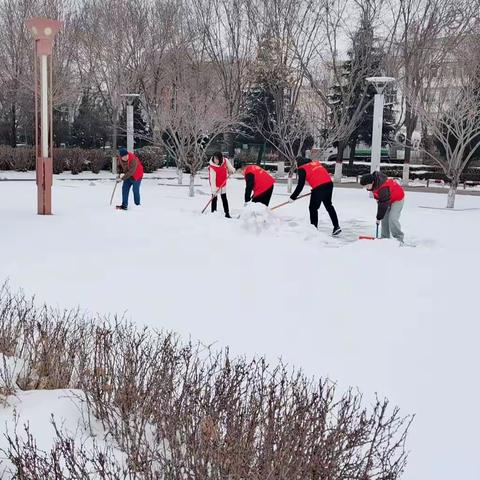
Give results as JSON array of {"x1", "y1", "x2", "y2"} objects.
[{"x1": 0, "y1": 284, "x2": 413, "y2": 479}]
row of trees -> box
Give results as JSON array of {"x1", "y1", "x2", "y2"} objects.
[{"x1": 0, "y1": 0, "x2": 479, "y2": 204}]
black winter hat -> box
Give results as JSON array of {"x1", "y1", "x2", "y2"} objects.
[
  {"x1": 118, "y1": 147, "x2": 128, "y2": 157},
  {"x1": 360, "y1": 173, "x2": 375, "y2": 186}
]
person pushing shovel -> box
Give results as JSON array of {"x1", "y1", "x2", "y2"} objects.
[
  {"x1": 360, "y1": 171, "x2": 405, "y2": 243},
  {"x1": 208, "y1": 152, "x2": 236, "y2": 218},
  {"x1": 290, "y1": 157, "x2": 341, "y2": 235},
  {"x1": 238, "y1": 162, "x2": 275, "y2": 207},
  {"x1": 115, "y1": 147, "x2": 144, "y2": 211}
]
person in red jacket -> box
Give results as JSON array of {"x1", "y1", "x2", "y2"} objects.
[
  {"x1": 208, "y1": 152, "x2": 236, "y2": 218},
  {"x1": 360, "y1": 171, "x2": 405, "y2": 242},
  {"x1": 116, "y1": 147, "x2": 144, "y2": 210},
  {"x1": 290, "y1": 158, "x2": 341, "y2": 235},
  {"x1": 238, "y1": 163, "x2": 275, "y2": 207}
]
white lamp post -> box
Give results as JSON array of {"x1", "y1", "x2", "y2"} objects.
[
  {"x1": 121, "y1": 93, "x2": 140, "y2": 152},
  {"x1": 366, "y1": 77, "x2": 395, "y2": 173}
]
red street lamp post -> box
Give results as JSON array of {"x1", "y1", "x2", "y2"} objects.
[{"x1": 26, "y1": 17, "x2": 63, "y2": 215}]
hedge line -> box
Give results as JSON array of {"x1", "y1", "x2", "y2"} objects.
[{"x1": 0, "y1": 146, "x2": 166, "y2": 174}]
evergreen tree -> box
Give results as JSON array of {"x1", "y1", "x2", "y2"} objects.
[
  {"x1": 328, "y1": 10, "x2": 394, "y2": 164},
  {"x1": 242, "y1": 32, "x2": 311, "y2": 165},
  {"x1": 71, "y1": 91, "x2": 109, "y2": 149},
  {"x1": 53, "y1": 106, "x2": 72, "y2": 147}
]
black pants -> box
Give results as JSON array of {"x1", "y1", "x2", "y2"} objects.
[
  {"x1": 309, "y1": 183, "x2": 339, "y2": 229},
  {"x1": 212, "y1": 193, "x2": 230, "y2": 215},
  {"x1": 252, "y1": 186, "x2": 274, "y2": 207}
]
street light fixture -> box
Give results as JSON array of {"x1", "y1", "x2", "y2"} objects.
[
  {"x1": 114, "y1": 93, "x2": 140, "y2": 174},
  {"x1": 366, "y1": 77, "x2": 395, "y2": 174},
  {"x1": 26, "y1": 17, "x2": 63, "y2": 215},
  {"x1": 120, "y1": 93, "x2": 140, "y2": 152}
]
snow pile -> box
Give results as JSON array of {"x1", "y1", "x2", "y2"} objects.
[
  {"x1": 0, "y1": 354, "x2": 26, "y2": 392},
  {"x1": 0, "y1": 353, "x2": 126, "y2": 478},
  {"x1": 238, "y1": 202, "x2": 282, "y2": 234},
  {"x1": 0, "y1": 389, "x2": 127, "y2": 478}
]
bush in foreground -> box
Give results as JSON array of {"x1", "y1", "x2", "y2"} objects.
[{"x1": 0, "y1": 285, "x2": 413, "y2": 479}]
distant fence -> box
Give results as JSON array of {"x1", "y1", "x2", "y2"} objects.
[{"x1": 261, "y1": 161, "x2": 480, "y2": 185}]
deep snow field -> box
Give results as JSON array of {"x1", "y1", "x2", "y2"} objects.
[{"x1": 0, "y1": 169, "x2": 479, "y2": 480}]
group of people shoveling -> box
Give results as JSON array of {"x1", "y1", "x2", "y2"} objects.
[{"x1": 115, "y1": 147, "x2": 405, "y2": 243}]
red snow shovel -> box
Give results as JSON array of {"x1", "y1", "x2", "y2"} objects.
[
  {"x1": 270, "y1": 192, "x2": 311, "y2": 211},
  {"x1": 359, "y1": 224, "x2": 379, "y2": 240},
  {"x1": 201, "y1": 179, "x2": 227, "y2": 214}
]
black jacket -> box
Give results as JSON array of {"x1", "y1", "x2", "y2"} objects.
[
  {"x1": 371, "y1": 172, "x2": 391, "y2": 220},
  {"x1": 290, "y1": 169, "x2": 307, "y2": 200},
  {"x1": 244, "y1": 173, "x2": 255, "y2": 202}
]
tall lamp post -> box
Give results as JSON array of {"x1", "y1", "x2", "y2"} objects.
[
  {"x1": 121, "y1": 93, "x2": 140, "y2": 152},
  {"x1": 113, "y1": 94, "x2": 139, "y2": 174},
  {"x1": 366, "y1": 77, "x2": 395, "y2": 174},
  {"x1": 26, "y1": 18, "x2": 62, "y2": 215}
]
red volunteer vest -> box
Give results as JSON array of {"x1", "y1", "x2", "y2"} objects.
[
  {"x1": 245, "y1": 165, "x2": 275, "y2": 198},
  {"x1": 299, "y1": 161, "x2": 332, "y2": 188},
  {"x1": 209, "y1": 160, "x2": 228, "y2": 188},
  {"x1": 373, "y1": 178, "x2": 405, "y2": 203},
  {"x1": 127, "y1": 152, "x2": 144, "y2": 181}
]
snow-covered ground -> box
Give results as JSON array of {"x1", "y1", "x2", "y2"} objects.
[{"x1": 0, "y1": 170, "x2": 479, "y2": 480}]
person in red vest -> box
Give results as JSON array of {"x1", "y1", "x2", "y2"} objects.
[
  {"x1": 360, "y1": 171, "x2": 405, "y2": 242},
  {"x1": 209, "y1": 152, "x2": 236, "y2": 218},
  {"x1": 116, "y1": 147, "x2": 144, "y2": 210},
  {"x1": 238, "y1": 163, "x2": 275, "y2": 206},
  {"x1": 290, "y1": 157, "x2": 341, "y2": 235}
]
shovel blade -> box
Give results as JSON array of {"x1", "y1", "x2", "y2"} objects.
[{"x1": 358, "y1": 235, "x2": 375, "y2": 240}]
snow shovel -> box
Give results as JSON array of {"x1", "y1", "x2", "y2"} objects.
[
  {"x1": 110, "y1": 179, "x2": 120, "y2": 206},
  {"x1": 270, "y1": 192, "x2": 311, "y2": 211},
  {"x1": 359, "y1": 223, "x2": 379, "y2": 241},
  {"x1": 201, "y1": 180, "x2": 227, "y2": 214}
]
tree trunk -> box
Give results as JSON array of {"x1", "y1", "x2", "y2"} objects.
[
  {"x1": 10, "y1": 103, "x2": 17, "y2": 148},
  {"x1": 402, "y1": 108, "x2": 416, "y2": 186},
  {"x1": 112, "y1": 107, "x2": 118, "y2": 174},
  {"x1": 189, "y1": 172, "x2": 195, "y2": 197},
  {"x1": 257, "y1": 143, "x2": 266, "y2": 165},
  {"x1": 334, "y1": 141, "x2": 345, "y2": 183},
  {"x1": 112, "y1": 108, "x2": 118, "y2": 151},
  {"x1": 348, "y1": 138, "x2": 356, "y2": 167},
  {"x1": 447, "y1": 178, "x2": 458, "y2": 208},
  {"x1": 225, "y1": 132, "x2": 235, "y2": 157},
  {"x1": 287, "y1": 171, "x2": 293, "y2": 193},
  {"x1": 177, "y1": 167, "x2": 183, "y2": 185}
]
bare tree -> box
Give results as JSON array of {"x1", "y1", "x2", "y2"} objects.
[
  {"x1": 76, "y1": 0, "x2": 149, "y2": 156},
  {"x1": 413, "y1": 43, "x2": 480, "y2": 208},
  {"x1": 302, "y1": 0, "x2": 387, "y2": 182},
  {"x1": 190, "y1": 0, "x2": 255, "y2": 156},
  {"x1": 154, "y1": 44, "x2": 234, "y2": 196},
  {"x1": 387, "y1": 0, "x2": 476, "y2": 184},
  {"x1": 0, "y1": 0, "x2": 35, "y2": 147},
  {"x1": 244, "y1": 0, "x2": 325, "y2": 191},
  {"x1": 258, "y1": 94, "x2": 313, "y2": 191},
  {"x1": 139, "y1": 0, "x2": 180, "y2": 146}
]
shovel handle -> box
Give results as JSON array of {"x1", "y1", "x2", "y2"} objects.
[
  {"x1": 270, "y1": 192, "x2": 311, "y2": 211},
  {"x1": 201, "y1": 179, "x2": 227, "y2": 213}
]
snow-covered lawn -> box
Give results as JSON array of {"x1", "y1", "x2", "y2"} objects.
[{"x1": 0, "y1": 170, "x2": 479, "y2": 480}]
